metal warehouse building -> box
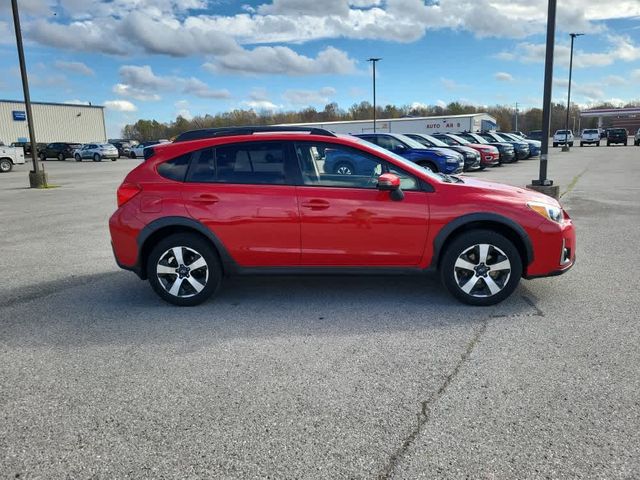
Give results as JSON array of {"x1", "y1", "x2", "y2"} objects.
[{"x1": 0, "y1": 100, "x2": 107, "y2": 144}]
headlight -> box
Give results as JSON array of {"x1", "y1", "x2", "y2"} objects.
[
  {"x1": 527, "y1": 201, "x2": 563, "y2": 223},
  {"x1": 446, "y1": 156, "x2": 460, "y2": 163}
]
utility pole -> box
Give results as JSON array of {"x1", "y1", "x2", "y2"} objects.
[
  {"x1": 367, "y1": 58, "x2": 381, "y2": 132},
  {"x1": 515, "y1": 102, "x2": 519, "y2": 131},
  {"x1": 11, "y1": 0, "x2": 46, "y2": 187},
  {"x1": 528, "y1": 0, "x2": 559, "y2": 199},
  {"x1": 562, "y1": 33, "x2": 584, "y2": 152}
]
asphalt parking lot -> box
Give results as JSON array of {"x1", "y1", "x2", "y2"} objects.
[{"x1": 1, "y1": 145, "x2": 639, "y2": 478}]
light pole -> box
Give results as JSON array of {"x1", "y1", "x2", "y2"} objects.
[
  {"x1": 528, "y1": 0, "x2": 559, "y2": 199},
  {"x1": 562, "y1": 33, "x2": 584, "y2": 152},
  {"x1": 367, "y1": 58, "x2": 381, "y2": 132},
  {"x1": 514, "y1": 102, "x2": 519, "y2": 131},
  {"x1": 11, "y1": 0, "x2": 46, "y2": 187}
]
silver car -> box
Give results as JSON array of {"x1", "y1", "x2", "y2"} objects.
[{"x1": 74, "y1": 143, "x2": 119, "y2": 162}]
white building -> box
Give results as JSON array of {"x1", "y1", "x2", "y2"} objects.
[
  {"x1": 279, "y1": 113, "x2": 498, "y2": 135},
  {"x1": 0, "y1": 99, "x2": 107, "y2": 144}
]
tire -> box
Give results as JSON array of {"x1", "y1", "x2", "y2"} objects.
[
  {"x1": 607, "y1": 141, "x2": 611, "y2": 146},
  {"x1": 146, "y1": 233, "x2": 222, "y2": 307},
  {"x1": 552, "y1": 142, "x2": 558, "y2": 148},
  {"x1": 75, "y1": 154, "x2": 82, "y2": 162},
  {"x1": 130, "y1": 151, "x2": 137, "y2": 159},
  {"x1": 39, "y1": 153, "x2": 46, "y2": 161},
  {"x1": 569, "y1": 142, "x2": 574, "y2": 147},
  {"x1": 440, "y1": 229, "x2": 522, "y2": 306},
  {"x1": 580, "y1": 143, "x2": 584, "y2": 147},
  {"x1": 333, "y1": 161, "x2": 355, "y2": 175},
  {"x1": 0, "y1": 158, "x2": 12, "y2": 173},
  {"x1": 93, "y1": 153, "x2": 101, "y2": 162},
  {"x1": 111, "y1": 157, "x2": 117, "y2": 161},
  {"x1": 417, "y1": 162, "x2": 437, "y2": 173},
  {"x1": 58, "y1": 153, "x2": 65, "y2": 161}
]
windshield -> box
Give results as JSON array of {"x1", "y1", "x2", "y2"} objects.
[
  {"x1": 556, "y1": 130, "x2": 571, "y2": 134},
  {"x1": 390, "y1": 133, "x2": 430, "y2": 149},
  {"x1": 446, "y1": 134, "x2": 472, "y2": 145},
  {"x1": 465, "y1": 134, "x2": 489, "y2": 144},
  {"x1": 415, "y1": 134, "x2": 449, "y2": 147},
  {"x1": 347, "y1": 135, "x2": 443, "y2": 181},
  {"x1": 583, "y1": 129, "x2": 598, "y2": 134}
]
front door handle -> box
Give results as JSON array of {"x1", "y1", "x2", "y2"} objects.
[
  {"x1": 191, "y1": 194, "x2": 220, "y2": 204},
  {"x1": 301, "y1": 199, "x2": 330, "y2": 210}
]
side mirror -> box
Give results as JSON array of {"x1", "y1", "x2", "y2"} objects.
[
  {"x1": 394, "y1": 144, "x2": 406, "y2": 152},
  {"x1": 377, "y1": 173, "x2": 404, "y2": 201}
]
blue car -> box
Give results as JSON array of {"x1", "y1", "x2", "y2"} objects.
[
  {"x1": 501, "y1": 132, "x2": 541, "y2": 157},
  {"x1": 352, "y1": 133, "x2": 464, "y2": 174}
]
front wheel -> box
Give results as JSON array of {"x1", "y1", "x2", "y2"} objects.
[
  {"x1": 569, "y1": 142, "x2": 574, "y2": 147},
  {"x1": 552, "y1": 142, "x2": 558, "y2": 148},
  {"x1": 440, "y1": 230, "x2": 522, "y2": 306},
  {"x1": 75, "y1": 154, "x2": 82, "y2": 162},
  {"x1": 417, "y1": 162, "x2": 437, "y2": 173},
  {"x1": 333, "y1": 162, "x2": 355, "y2": 175},
  {"x1": 0, "y1": 158, "x2": 12, "y2": 173},
  {"x1": 147, "y1": 233, "x2": 222, "y2": 306},
  {"x1": 130, "y1": 151, "x2": 137, "y2": 159},
  {"x1": 93, "y1": 153, "x2": 101, "y2": 162}
]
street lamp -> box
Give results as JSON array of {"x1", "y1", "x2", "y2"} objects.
[
  {"x1": 11, "y1": 0, "x2": 46, "y2": 187},
  {"x1": 367, "y1": 58, "x2": 381, "y2": 132},
  {"x1": 528, "y1": 0, "x2": 559, "y2": 199},
  {"x1": 562, "y1": 33, "x2": 584, "y2": 152}
]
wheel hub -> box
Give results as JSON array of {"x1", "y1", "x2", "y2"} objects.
[
  {"x1": 474, "y1": 263, "x2": 490, "y2": 277},
  {"x1": 176, "y1": 265, "x2": 190, "y2": 278}
]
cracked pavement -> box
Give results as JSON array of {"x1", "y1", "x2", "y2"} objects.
[{"x1": 1, "y1": 146, "x2": 639, "y2": 478}]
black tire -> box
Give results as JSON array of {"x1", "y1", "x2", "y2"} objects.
[
  {"x1": 552, "y1": 142, "x2": 558, "y2": 148},
  {"x1": 580, "y1": 142, "x2": 584, "y2": 147},
  {"x1": 569, "y1": 142, "x2": 574, "y2": 147},
  {"x1": 417, "y1": 162, "x2": 438, "y2": 173},
  {"x1": 58, "y1": 153, "x2": 65, "y2": 161},
  {"x1": 111, "y1": 157, "x2": 117, "y2": 161},
  {"x1": 93, "y1": 153, "x2": 101, "y2": 162},
  {"x1": 147, "y1": 233, "x2": 222, "y2": 306},
  {"x1": 130, "y1": 151, "x2": 137, "y2": 159},
  {"x1": 75, "y1": 154, "x2": 82, "y2": 162},
  {"x1": 440, "y1": 229, "x2": 522, "y2": 306},
  {"x1": 607, "y1": 141, "x2": 611, "y2": 146},
  {"x1": 0, "y1": 158, "x2": 12, "y2": 173},
  {"x1": 333, "y1": 161, "x2": 355, "y2": 175}
]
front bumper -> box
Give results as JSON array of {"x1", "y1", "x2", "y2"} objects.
[{"x1": 525, "y1": 217, "x2": 576, "y2": 278}]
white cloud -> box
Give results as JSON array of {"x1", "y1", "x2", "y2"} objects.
[
  {"x1": 249, "y1": 87, "x2": 270, "y2": 102},
  {"x1": 495, "y1": 72, "x2": 514, "y2": 82},
  {"x1": 104, "y1": 100, "x2": 137, "y2": 112},
  {"x1": 440, "y1": 77, "x2": 464, "y2": 91},
  {"x1": 54, "y1": 60, "x2": 94, "y2": 76},
  {"x1": 631, "y1": 69, "x2": 640, "y2": 82},
  {"x1": 205, "y1": 46, "x2": 358, "y2": 76},
  {"x1": 241, "y1": 100, "x2": 282, "y2": 111},
  {"x1": 174, "y1": 100, "x2": 193, "y2": 120},
  {"x1": 182, "y1": 78, "x2": 231, "y2": 99},
  {"x1": 283, "y1": 87, "x2": 336, "y2": 105},
  {"x1": 113, "y1": 83, "x2": 161, "y2": 101},
  {"x1": 64, "y1": 99, "x2": 91, "y2": 105}
]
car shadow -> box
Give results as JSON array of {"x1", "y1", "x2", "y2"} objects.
[{"x1": 0, "y1": 271, "x2": 540, "y2": 348}]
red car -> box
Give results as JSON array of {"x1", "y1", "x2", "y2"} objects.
[
  {"x1": 109, "y1": 127, "x2": 575, "y2": 307},
  {"x1": 433, "y1": 133, "x2": 501, "y2": 167}
]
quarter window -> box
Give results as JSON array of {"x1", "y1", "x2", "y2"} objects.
[{"x1": 158, "y1": 154, "x2": 191, "y2": 182}]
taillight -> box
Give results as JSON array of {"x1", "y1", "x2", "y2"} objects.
[{"x1": 117, "y1": 182, "x2": 141, "y2": 207}]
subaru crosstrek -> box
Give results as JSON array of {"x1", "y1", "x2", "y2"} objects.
[{"x1": 109, "y1": 126, "x2": 576, "y2": 307}]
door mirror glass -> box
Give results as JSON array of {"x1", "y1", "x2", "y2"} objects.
[{"x1": 377, "y1": 173, "x2": 401, "y2": 191}]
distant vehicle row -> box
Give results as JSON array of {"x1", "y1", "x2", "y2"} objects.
[{"x1": 551, "y1": 128, "x2": 639, "y2": 147}]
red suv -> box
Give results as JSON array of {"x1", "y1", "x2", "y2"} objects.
[{"x1": 109, "y1": 127, "x2": 575, "y2": 307}]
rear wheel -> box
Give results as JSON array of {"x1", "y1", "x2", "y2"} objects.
[
  {"x1": 130, "y1": 151, "x2": 137, "y2": 159},
  {"x1": 334, "y1": 161, "x2": 355, "y2": 175},
  {"x1": 552, "y1": 142, "x2": 558, "y2": 148},
  {"x1": 75, "y1": 154, "x2": 82, "y2": 162},
  {"x1": 0, "y1": 158, "x2": 12, "y2": 173},
  {"x1": 417, "y1": 162, "x2": 437, "y2": 172},
  {"x1": 58, "y1": 153, "x2": 65, "y2": 161},
  {"x1": 147, "y1": 233, "x2": 222, "y2": 306},
  {"x1": 93, "y1": 153, "x2": 101, "y2": 162},
  {"x1": 580, "y1": 142, "x2": 584, "y2": 147},
  {"x1": 440, "y1": 230, "x2": 522, "y2": 306}
]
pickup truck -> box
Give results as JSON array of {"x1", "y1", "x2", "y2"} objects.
[
  {"x1": 580, "y1": 129, "x2": 600, "y2": 146},
  {"x1": 553, "y1": 130, "x2": 574, "y2": 147},
  {"x1": 635, "y1": 128, "x2": 640, "y2": 146},
  {"x1": 0, "y1": 143, "x2": 26, "y2": 173}
]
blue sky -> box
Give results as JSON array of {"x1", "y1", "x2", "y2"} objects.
[{"x1": 0, "y1": 0, "x2": 639, "y2": 137}]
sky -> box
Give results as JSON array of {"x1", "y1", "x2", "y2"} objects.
[{"x1": 0, "y1": 0, "x2": 639, "y2": 137}]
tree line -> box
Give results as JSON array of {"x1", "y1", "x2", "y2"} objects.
[{"x1": 121, "y1": 100, "x2": 639, "y2": 141}]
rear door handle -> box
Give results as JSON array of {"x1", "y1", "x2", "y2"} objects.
[
  {"x1": 301, "y1": 199, "x2": 330, "y2": 210},
  {"x1": 191, "y1": 194, "x2": 220, "y2": 204}
]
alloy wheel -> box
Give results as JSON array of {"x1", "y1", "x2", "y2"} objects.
[
  {"x1": 156, "y1": 246, "x2": 209, "y2": 298},
  {"x1": 453, "y1": 243, "x2": 511, "y2": 298}
]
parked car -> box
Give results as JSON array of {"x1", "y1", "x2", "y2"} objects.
[
  {"x1": 457, "y1": 132, "x2": 517, "y2": 163},
  {"x1": 111, "y1": 141, "x2": 132, "y2": 157},
  {"x1": 130, "y1": 141, "x2": 164, "y2": 158},
  {"x1": 353, "y1": 133, "x2": 464, "y2": 174},
  {"x1": 432, "y1": 133, "x2": 500, "y2": 167},
  {"x1": 500, "y1": 133, "x2": 541, "y2": 157},
  {"x1": 405, "y1": 133, "x2": 482, "y2": 171},
  {"x1": 0, "y1": 143, "x2": 26, "y2": 173},
  {"x1": 606, "y1": 128, "x2": 628, "y2": 146},
  {"x1": 109, "y1": 126, "x2": 576, "y2": 307},
  {"x1": 552, "y1": 130, "x2": 574, "y2": 147},
  {"x1": 527, "y1": 130, "x2": 543, "y2": 141},
  {"x1": 479, "y1": 132, "x2": 530, "y2": 160},
  {"x1": 74, "y1": 143, "x2": 119, "y2": 162},
  {"x1": 635, "y1": 128, "x2": 640, "y2": 146},
  {"x1": 580, "y1": 129, "x2": 601, "y2": 147},
  {"x1": 509, "y1": 131, "x2": 526, "y2": 138},
  {"x1": 39, "y1": 142, "x2": 83, "y2": 161}
]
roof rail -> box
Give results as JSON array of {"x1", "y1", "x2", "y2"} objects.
[{"x1": 173, "y1": 126, "x2": 336, "y2": 142}]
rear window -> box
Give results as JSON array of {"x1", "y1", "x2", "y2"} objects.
[
  {"x1": 609, "y1": 129, "x2": 626, "y2": 134},
  {"x1": 583, "y1": 129, "x2": 598, "y2": 134},
  {"x1": 158, "y1": 154, "x2": 191, "y2": 181}
]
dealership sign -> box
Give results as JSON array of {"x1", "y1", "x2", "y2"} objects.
[{"x1": 12, "y1": 111, "x2": 26, "y2": 121}]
